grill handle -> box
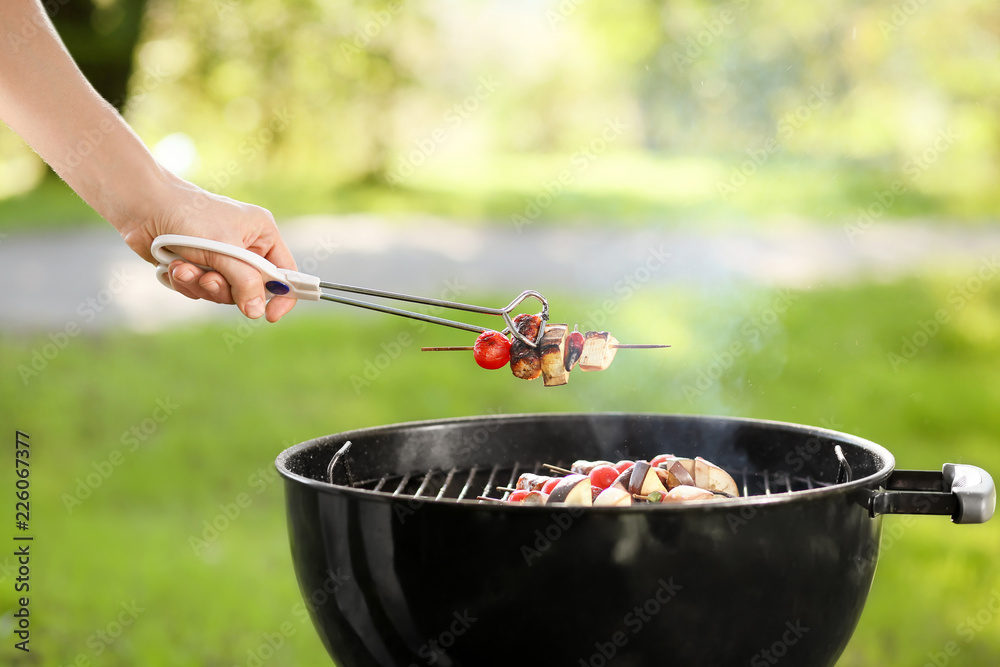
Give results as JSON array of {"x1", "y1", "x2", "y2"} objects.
[{"x1": 872, "y1": 464, "x2": 995, "y2": 524}]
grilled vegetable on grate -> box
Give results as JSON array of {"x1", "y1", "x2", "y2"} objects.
[{"x1": 503, "y1": 455, "x2": 740, "y2": 506}]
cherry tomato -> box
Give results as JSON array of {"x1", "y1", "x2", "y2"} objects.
[
  {"x1": 589, "y1": 465, "x2": 620, "y2": 491},
  {"x1": 507, "y1": 490, "x2": 529, "y2": 503},
  {"x1": 613, "y1": 460, "x2": 635, "y2": 475},
  {"x1": 650, "y1": 454, "x2": 673, "y2": 468},
  {"x1": 473, "y1": 330, "x2": 512, "y2": 370},
  {"x1": 541, "y1": 477, "x2": 561, "y2": 494}
]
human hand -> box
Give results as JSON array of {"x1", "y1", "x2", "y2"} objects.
[{"x1": 116, "y1": 171, "x2": 297, "y2": 322}]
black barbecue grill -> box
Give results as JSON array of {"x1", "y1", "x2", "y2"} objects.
[{"x1": 276, "y1": 412, "x2": 995, "y2": 667}]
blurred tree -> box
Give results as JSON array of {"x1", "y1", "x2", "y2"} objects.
[
  {"x1": 4, "y1": 0, "x2": 999, "y2": 210},
  {"x1": 128, "y1": 0, "x2": 436, "y2": 188},
  {"x1": 47, "y1": 0, "x2": 149, "y2": 110}
]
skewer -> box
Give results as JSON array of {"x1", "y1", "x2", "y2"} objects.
[
  {"x1": 477, "y1": 495, "x2": 505, "y2": 503},
  {"x1": 495, "y1": 486, "x2": 519, "y2": 493},
  {"x1": 543, "y1": 464, "x2": 575, "y2": 475},
  {"x1": 422, "y1": 344, "x2": 670, "y2": 352}
]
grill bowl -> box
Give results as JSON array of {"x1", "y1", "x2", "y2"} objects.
[{"x1": 276, "y1": 413, "x2": 897, "y2": 666}]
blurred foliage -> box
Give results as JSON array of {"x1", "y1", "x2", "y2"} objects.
[{"x1": 3, "y1": 0, "x2": 999, "y2": 217}]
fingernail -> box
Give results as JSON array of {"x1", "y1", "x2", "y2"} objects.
[
  {"x1": 203, "y1": 281, "x2": 221, "y2": 294},
  {"x1": 246, "y1": 297, "x2": 264, "y2": 319},
  {"x1": 174, "y1": 267, "x2": 195, "y2": 282}
]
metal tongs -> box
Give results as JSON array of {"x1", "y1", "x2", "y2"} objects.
[{"x1": 151, "y1": 234, "x2": 549, "y2": 346}]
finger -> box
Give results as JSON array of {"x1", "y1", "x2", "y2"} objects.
[
  {"x1": 198, "y1": 252, "x2": 268, "y2": 319},
  {"x1": 169, "y1": 261, "x2": 233, "y2": 304},
  {"x1": 169, "y1": 249, "x2": 268, "y2": 318},
  {"x1": 197, "y1": 271, "x2": 233, "y2": 304},
  {"x1": 168, "y1": 261, "x2": 207, "y2": 300},
  {"x1": 261, "y1": 234, "x2": 298, "y2": 272},
  {"x1": 169, "y1": 260, "x2": 200, "y2": 286},
  {"x1": 265, "y1": 295, "x2": 297, "y2": 323}
]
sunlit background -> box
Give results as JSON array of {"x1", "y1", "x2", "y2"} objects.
[{"x1": 2, "y1": 0, "x2": 999, "y2": 665}]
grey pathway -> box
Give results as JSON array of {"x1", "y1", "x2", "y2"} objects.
[{"x1": 1, "y1": 216, "x2": 998, "y2": 333}]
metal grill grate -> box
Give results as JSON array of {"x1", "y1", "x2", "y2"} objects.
[
  {"x1": 325, "y1": 440, "x2": 853, "y2": 503},
  {"x1": 338, "y1": 462, "x2": 841, "y2": 503}
]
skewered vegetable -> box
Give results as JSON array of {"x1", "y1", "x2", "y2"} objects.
[
  {"x1": 473, "y1": 330, "x2": 511, "y2": 370},
  {"x1": 547, "y1": 474, "x2": 593, "y2": 506},
  {"x1": 501, "y1": 455, "x2": 739, "y2": 506},
  {"x1": 579, "y1": 331, "x2": 619, "y2": 372},
  {"x1": 628, "y1": 461, "x2": 668, "y2": 497},
  {"x1": 539, "y1": 324, "x2": 570, "y2": 386},
  {"x1": 509, "y1": 314, "x2": 543, "y2": 380},
  {"x1": 564, "y1": 327, "x2": 585, "y2": 372}
]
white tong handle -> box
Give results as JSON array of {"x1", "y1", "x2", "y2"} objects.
[{"x1": 151, "y1": 234, "x2": 321, "y2": 301}]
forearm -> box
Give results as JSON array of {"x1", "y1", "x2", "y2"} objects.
[
  {"x1": 0, "y1": 0, "x2": 165, "y2": 231},
  {"x1": 0, "y1": 1, "x2": 297, "y2": 321}
]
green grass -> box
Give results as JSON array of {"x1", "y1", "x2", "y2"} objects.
[
  {"x1": 2, "y1": 276, "x2": 1000, "y2": 665},
  {"x1": 0, "y1": 179, "x2": 102, "y2": 230},
  {"x1": 3, "y1": 153, "x2": 999, "y2": 234}
]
